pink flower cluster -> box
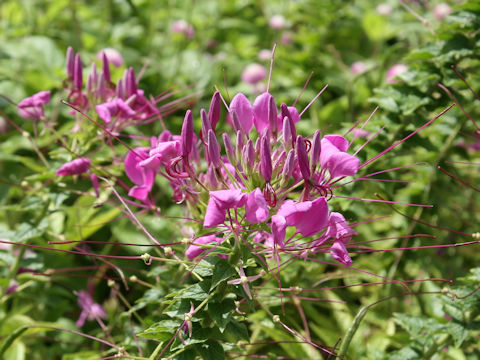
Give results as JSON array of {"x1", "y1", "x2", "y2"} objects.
[
  {"x1": 64, "y1": 47, "x2": 159, "y2": 133},
  {"x1": 124, "y1": 89, "x2": 361, "y2": 266}
]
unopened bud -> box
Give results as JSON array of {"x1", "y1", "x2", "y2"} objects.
[
  {"x1": 102, "y1": 52, "x2": 111, "y2": 84},
  {"x1": 129, "y1": 275, "x2": 138, "y2": 282},
  {"x1": 73, "y1": 53, "x2": 83, "y2": 90},
  {"x1": 272, "y1": 315, "x2": 280, "y2": 323},
  {"x1": 66, "y1": 46, "x2": 75, "y2": 79},
  {"x1": 116, "y1": 78, "x2": 125, "y2": 99},
  {"x1": 181, "y1": 110, "x2": 194, "y2": 158},
  {"x1": 282, "y1": 149, "x2": 295, "y2": 184},
  {"x1": 472, "y1": 232, "x2": 480, "y2": 239},
  {"x1": 310, "y1": 130, "x2": 321, "y2": 173},
  {"x1": 260, "y1": 133, "x2": 272, "y2": 182},
  {"x1": 244, "y1": 139, "x2": 255, "y2": 169},
  {"x1": 296, "y1": 135, "x2": 310, "y2": 180},
  {"x1": 209, "y1": 91, "x2": 221, "y2": 130},
  {"x1": 267, "y1": 95, "x2": 278, "y2": 136},
  {"x1": 282, "y1": 116, "x2": 292, "y2": 150},
  {"x1": 164, "y1": 247, "x2": 174, "y2": 256},
  {"x1": 125, "y1": 68, "x2": 137, "y2": 97},
  {"x1": 223, "y1": 133, "x2": 236, "y2": 165},
  {"x1": 200, "y1": 108, "x2": 211, "y2": 142},
  {"x1": 207, "y1": 129, "x2": 221, "y2": 168},
  {"x1": 108, "y1": 279, "x2": 115, "y2": 287}
]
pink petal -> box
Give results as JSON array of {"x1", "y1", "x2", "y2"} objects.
[
  {"x1": 230, "y1": 93, "x2": 254, "y2": 133},
  {"x1": 56, "y1": 158, "x2": 91, "y2": 176},
  {"x1": 203, "y1": 189, "x2": 246, "y2": 228},
  {"x1": 330, "y1": 240, "x2": 352, "y2": 266},
  {"x1": 186, "y1": 234, "x2": 222, "y2": 260},
  {"x1": 253, "y1": 93, "x2": 276, "y2": 134},
  {"x1": 245, "y1": 188, "x2": 269, "y2": 223}
]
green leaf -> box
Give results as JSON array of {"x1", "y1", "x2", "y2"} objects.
[
  {"x1": 194, "y1": 256, "x2": 219, "y2": 277},
  {"x1": 195, "y1": 340, "x2": 225, "y2": 360},
  {"x1": 137, "y1": 319, "x2": 182, "y2": 341},
  {"x1": 178, "y1": 281, "x2": 211, "y2": 301},
  {"x1": 446, "y1": 322, "x2": 468, "y2": 348},
  {"x1": 225, "y1": 320, "x2": 249, "y2": 342},
  {"x1": 208, "y1": 300, "x2": 235, "y2": 332},
  {"x1": 211, "y1": 260, "x2": 236, "y2": 289}
]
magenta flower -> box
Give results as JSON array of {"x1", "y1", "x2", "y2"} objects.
[
  {"x1": 386, "y1": 64, "x2": 408, "y2": 84},
  {"x1": 204, "y1": 189, "x2": 247, "y2": 228},
  {"x1": 258, "y1": 49, "x2": 272, "y2": 61},
  {"x1": 245, "y1": 188, "x2": 269, "y2": 223},
  {"x1": 17, "y1": 91, "x2": 50, "y2": 120},
  {"x1": 186, "y1": 234, "x2": 223, "y2": 260},
  {"x1": 242, "y1": 63, "x2": 267, "y2": 85},
  {"x1": 271, "y1": 197, "x2": 329, "y2": 246},
  {"x1": 433, "y1": 3, "x2": 452, "y2": 20},
  {"x1": 76, "y1": 290, "x2": 107, "y2": 328},
  {"x1": 96, "y1": 98, "x2": 136, "y2": 123},
  {"x1": 56, "y1": 158, "x2": 91, "y2": 176},
  {"x1": 320, "y1": 135, "x2": 360, "y2": 179},
  {"x1": 171, "y1": 20, "x2": 195, "y2": 39},
  {"x1": 139, "y1": 140, "x2": 182, "y2": 170},
  {"x1": 269, "y1": 14, "x2": 286, "y2": 30},
  {"x1": 204, "y1": 188, "x2": 269, "y2": 228},
  {"x1": 351, "y1": 61, "x2": 367, "y2": 75},
  {"x1": 96, "y1": 48, "x2": 124, "y2": 67},
  {"x1": 125, "y1": 147, "x2": 155, "y2": 202}
]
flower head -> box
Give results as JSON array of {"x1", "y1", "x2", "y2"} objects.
[
  {"x1": 386, "y1": 64, "x2": 408, "y2": 84},
  {"x1": 18, "y1": 91, "x2": 50, "y2": 120},
  {"x1": 96, "y1": 48, "x2": 124, "y2": 67},
  {"x1": 76, "y1": 290, "x2": 107, "y2": 328},
  {"x1": 242, "y1": 63, "x2": 267, "y2": 85},
  {"x1": 56, "y1": 158, "x2": 91, "y2": 176}
]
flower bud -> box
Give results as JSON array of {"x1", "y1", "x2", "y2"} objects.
[
  {"x1": 282, "y1": 149, "x2": 295, "y2": 183},
  {"x1": 244, "y1": 139, "x2": 255, "y2": 169},
  {"x1": 66, "y1": 46, "x2": 75, "y2": 79},
  {"x1": 74, "y1": 53, "x2": 83, "y2": 90},
  {"x1": 209, "y1": 91, "x2": 221, "y2": 131},
  {"x1": 200, "y1": 108, "x2": 212, "y2": 142},
  {"x1": 87, "y1": 63, "x2": 98, "y2": 94},
  {"x1": 223, "y1": 133, "x2": 236, "y2": 165},
  {"x1": 207, "y1": 129, "x2": 221, "y2": 168},
  {"x1": 116, "y1": 78, "x2": 125, "y2": 99},
  {"x1": 125, "y1": 68, "x2": 137, "y2": 97},
  {"x1": 268, "y1": 95, "x2": 278, "y2": 136},
  {"x1": 181, "y1": 110, "x2": 194, "y2": 158},
  {"x1": 281, "y1": 104, "x2": 296, "y2": 146},
  {"x1": 296, "y1": 135, "x2": 310, "y2": 180},
  {"x1": 102, "y1": 52, "x2": 111, "y2": 84},
  {"x1": 282, "y1": 116, "x2": 292, "y2": 150},
  {"x1": 310, "y1": 130, "x2": 321, "y2": 173},
  {"x1": 260, "y1": 133, "x2": 272, "y2": 182},
  {"x1": 236, "y1": 130, "x2": 244, "y2": 155},
  {"x1": 97, "y1": 73, "x2": 107, "y2": 100}
]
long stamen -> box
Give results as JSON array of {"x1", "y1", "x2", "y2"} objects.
[{"x1": 266, "y1": 42, "x2": 277, "y2": 93}]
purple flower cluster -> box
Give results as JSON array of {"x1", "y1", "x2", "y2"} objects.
[{"x1": 124, "y1": 89, "x2": 361, "y2": 265}]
